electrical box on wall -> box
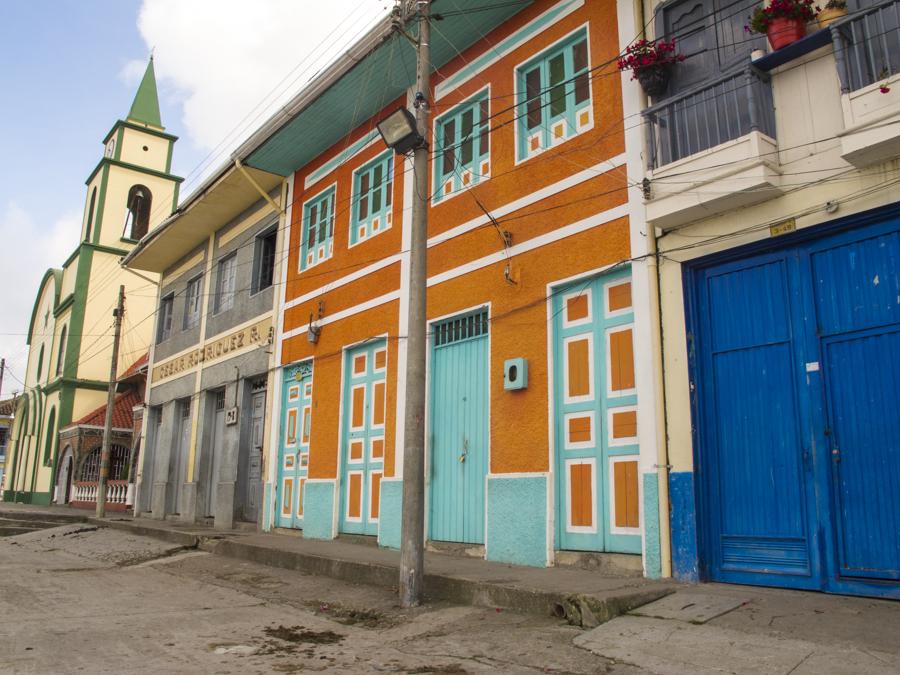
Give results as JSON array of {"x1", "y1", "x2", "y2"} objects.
[{"x1": 504, "y1": 358, "x2": 528, "y2": 391}]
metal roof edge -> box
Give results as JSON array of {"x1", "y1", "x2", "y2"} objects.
[{"x1": 232, "y1": 11, "x2": 397, "y2": 166}]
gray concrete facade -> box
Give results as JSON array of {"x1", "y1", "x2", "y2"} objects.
[{"x1": 139, "y1": 190, "x2": 281, "y2": 530}]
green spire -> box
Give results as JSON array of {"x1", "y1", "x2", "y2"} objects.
[{"x1": 127, "y1": 57, "x2": 162, "y2": 129}]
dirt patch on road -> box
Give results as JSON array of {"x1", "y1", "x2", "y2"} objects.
[
  {"x1": 263, "y1": 624, "x2": 344, "y2": 645},
  {"x1": 304, "y1": 599, "x2": 394, "y2": 628}
]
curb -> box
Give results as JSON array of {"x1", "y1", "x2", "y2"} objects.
[
  {"x1": 204, "y1": 537, "x2": 673, "y2": 625},
  {"x1": 0, "y1": 509, "x2": 88, "y2": 524},
  {"x1": 87, "y1": 518, "x2": 202, "y2": 549},
  {"x1": 77, "y1": 517, "x2": 673, "y2": 626}
]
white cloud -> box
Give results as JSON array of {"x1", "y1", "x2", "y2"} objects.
[
  {"x1": 129, "y1": 0, "x2": 388, "y2": 170},
  {"x1": 0, "y1": 202, "x2": 78, "y2": 395}
]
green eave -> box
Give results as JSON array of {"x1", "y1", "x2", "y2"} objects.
[
  {"x1": 53, "y1": 293, "x2": 75, "y2": 318},
  {"x1": 85, "y1": 157, "x2": 184, "y2": 187},
  {"x1": 239, "y1": 0, "x2": 534, "y2": 176},
  {"x1": 103, "y1": 119, "x2": 178, "y2": 145}
]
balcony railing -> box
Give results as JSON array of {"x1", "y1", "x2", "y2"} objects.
[
  {"x1": 73, "y1": 480, "x2": 129, "y2": 505},
  {"x1": 643, "y1": 67, "x2": 776, "y2": 170},
  {"x1": 832, "y1": 0, "x2": 900, "y2": 93}
]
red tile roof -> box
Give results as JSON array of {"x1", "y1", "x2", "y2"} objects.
[
  {"x1": 71, "y1": 388, "x2": 142, "y2": 430},
  {"x1": 0, "y1": 396, "x2": 19, "y2": 417},
  {"x1": 119, "y1": 352, "x2": 149, "y2": 382}
]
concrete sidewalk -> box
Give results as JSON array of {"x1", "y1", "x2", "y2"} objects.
[
  {"x1": 89, "y1": 514, "x2": 672, "y2": 625},
  {"x1": 575, "y1": 583, "x2": 900, "y2": 674},
  {"x1": 0, "y1": 505, "x2": 673, "y2": 625}
]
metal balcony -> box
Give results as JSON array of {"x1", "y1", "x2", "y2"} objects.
[
  {"x1": 832, "y1": 0, "x2": 900, "y2": 93},
  {"x1": 643, "y1": 67, "x2": 777, "y2": 170}
]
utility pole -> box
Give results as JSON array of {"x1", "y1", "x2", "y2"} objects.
[
  {"x1": 399, "y1": 0, "x2": 430, "y2": 608},
  {"x1": 0, "y1": 358, "x2": 5, "y2": 400},
  {"x1": 97, "y1": 285, "x2": 125, "y2": 518}
]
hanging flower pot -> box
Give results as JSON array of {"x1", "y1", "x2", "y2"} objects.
[
  {"x1": 766, "y1": 16, "x2": 807, "y2": 49},
  {"x1": 636, "y1": 65, "x2": 672, "y2": 98},
  {"x1": 746, "y1": 0, "x2": 818, "y2": 51},
  {"x1": 618, "y1": 38, "x2": 685, "y2": 99}
]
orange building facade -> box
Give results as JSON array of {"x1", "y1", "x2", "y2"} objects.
[{"x1": 252, "y1": 0, "x2": 662, "y2": 574}]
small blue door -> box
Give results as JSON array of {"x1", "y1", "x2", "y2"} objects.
[
  {"x1": 339, "y1": 340, "x2": 387, "y2": 536},
  {"x1": 552, "y1": 269, "x2": 641, "y2": 554},
  {"x1": 429, "y1": 309, "x2": 489, "y2": 544},
  {"x1": 276, "y1": 362, "x2": 312, "y2": 529},
  {"x1": 810, "y1": 230, "x2": 900, "y2": 582},
  {"x1": 690, "y1": 216, "x2": 900, "y2": 597}
]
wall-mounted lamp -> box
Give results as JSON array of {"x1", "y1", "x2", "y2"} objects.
[
  {"x1": 376, "y1": 107, "x2": 424, "y2": 155},
  {"x1": 307, "y1": 313, "x2": 321, "y2": 344}
]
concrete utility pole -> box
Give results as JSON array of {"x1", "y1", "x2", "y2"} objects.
[
  {"x1": 399, "y1": 0, "x2": 431, "y2": 608},
  {"x1": 0, "y1": 357, "x2": 5, "y2": 399},
  {"x1": 97, "y1": 285, "x2": 125, "y2": 518}
]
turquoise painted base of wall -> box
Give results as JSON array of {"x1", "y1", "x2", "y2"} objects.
[
  {"x1": 486, "y1": 475, "x2": 548, "y2": 567},
  {"x1": 302, "y1": 481, "x2": 336, "y2": 540},
  {"x1": 642, "y1": 472, "x2": 662, "y2": 579},
  {"x1": 262, "y1": 482, "x2": 273, "y2": 531},
  {"x1": 377, "y1": 479, "x2": 402, "y2": 549}
]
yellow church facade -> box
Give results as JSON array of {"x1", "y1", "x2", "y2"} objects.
[{"x1": 4, "y1": 60, "x2": 182, "y2": 505}]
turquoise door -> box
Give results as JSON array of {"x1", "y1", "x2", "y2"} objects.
[
  {"x1": 429, "y1": 309, "x2": 489, "y2": 544},
  {"x1": 276, "y1": 362, "x2": 312, "y2": 530},
  {"x1": 553, "y1": 269, "x2": 641, "y2": 553},
  {"x1": 339, "y1": 340, "x2": 387, "y2": 536}
]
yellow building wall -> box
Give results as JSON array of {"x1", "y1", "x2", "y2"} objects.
[{"x1": 120, "y1": 127, "x2": 169, "y2": 173}]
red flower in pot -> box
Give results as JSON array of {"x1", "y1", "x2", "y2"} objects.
[
  {"x1": 617, "y1": 38, "x2": 686, "y2": 98},
  {"x1": 746, "y1": 0, "x2": 819, "y2": 50}
]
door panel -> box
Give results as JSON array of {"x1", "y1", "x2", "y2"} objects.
[
  {"x1": 276, "y1": 363, "x2": 312, "y2": 530},
  {"x1": 554, "y1": 270, "x2": 641, "y2": 554},
  {"x1": 242, "y1": 389, "x2": 266, "y2": 523},
  {"x1": 340, "y1": 341, "x2": 387, "y2": 536},
  {"x1": 429, "y1": 310, "x2": 489, "y2": 545},
  {"x1": 173, "y1": 400, "x2": 192, "y2": 515},
  {"x1": 696, "y1": 257, "x2": 815, "y2": 581},
  {"x1": 823, "y1": 330, "x2": 900, "y2": 580},
  {"x1": 205, "y1": 389, "x2": 226, "y2": 518}
]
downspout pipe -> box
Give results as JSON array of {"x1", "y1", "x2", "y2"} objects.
[{"x1": 619, "y1": 0, "x2": 672, "y2": 578}]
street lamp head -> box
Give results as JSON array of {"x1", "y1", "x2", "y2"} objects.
[{"x1": 377, "y1": 107, "x2": 423, "y2": 155}]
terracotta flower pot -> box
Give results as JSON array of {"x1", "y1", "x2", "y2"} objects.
[
  {"x1": 636, "y1": 65, "x2": 671, "y2": 98},
  {"x1": 817, "y1": 6, "x2": 848, "y2": 28},
  {"x1": 767, "y1": 17, "x2": 807, "y2": 50}
]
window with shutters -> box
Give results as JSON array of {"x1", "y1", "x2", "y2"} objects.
[
  {"x1": 215, "y1": 254, "x2": 237, "y2": 313},
  {"x1": 157, "y1": 293, "x2": 174, "y2": 343},
  {"x1": 300, "y1": 186, "x2": 336, "y2": 270},
  {"x1": 516, "y1": 28, "x2": 592, "y2": 162},
  {"x1": 434, "y1": 90, "x2": 490, "y2": 202},
  {"x1": 183, "y1": 275, "x2": 203, "y2": 329},
  {"x1": 350, "y1": 152, "x2": 393, "y2": 245}
]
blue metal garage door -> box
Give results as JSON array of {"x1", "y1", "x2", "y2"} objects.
[{"x1": 689, "y1": 215, "x2": 899, "y2": 598}]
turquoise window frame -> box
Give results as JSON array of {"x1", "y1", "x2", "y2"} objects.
[
  {"x1": 516, "y1": 27, "x2": 592, "y2": 162},
  {"x1": 433, "y1": 89, "x2": 491, "y2": 202},
  {"x1": 300, "y1": 185, "x2": 336, "y2": 270},
  {"x1": 350, "y1": 152, "x2": 393, "y2": 246}
]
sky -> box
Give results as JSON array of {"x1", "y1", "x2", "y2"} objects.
[{"x1": 0, "y1": 0, "x2": 389, "y2": 395}]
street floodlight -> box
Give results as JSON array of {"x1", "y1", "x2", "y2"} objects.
[{"x1": 377, "y1": 107, "x2": 423, "y2": 155}]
